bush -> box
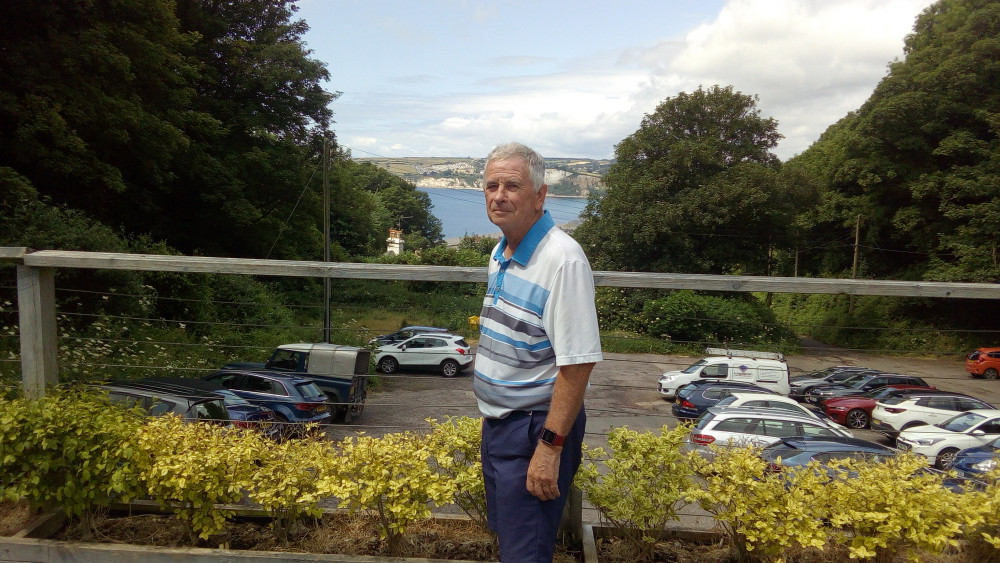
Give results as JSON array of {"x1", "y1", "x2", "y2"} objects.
[
  {"x1": 641, "y1": 290, "x2": 793, "y2": 347},
  {"x1": 424, "y1": 416, "x2": 488, "y2": 532},
  {"x1": 576, "y1": 425, "x2": 695, "y2": 561}
]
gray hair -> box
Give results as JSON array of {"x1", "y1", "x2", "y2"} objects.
[{"x1": 485, "y1": 142, "x2": 545, "y2": 192}]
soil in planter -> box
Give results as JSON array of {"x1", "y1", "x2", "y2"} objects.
[
  {"x1": 0, "y1": 500, "x2": 34, "y2": 536},
  {"x1": 54, "y1": 511, "x2": 581, "y2": 562}
]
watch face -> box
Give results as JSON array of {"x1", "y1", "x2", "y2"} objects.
[{"x1": 540, "y1": 428, "x2": 557, "y2": 444}]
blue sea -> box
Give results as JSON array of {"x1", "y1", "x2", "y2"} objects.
[{"x1": 418, "y1": 187, "x2": 589, "y2": 240}]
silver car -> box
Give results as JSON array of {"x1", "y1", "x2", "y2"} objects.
[{"x1": 687, "y1": 406, "x2": 854, "y2": 459}]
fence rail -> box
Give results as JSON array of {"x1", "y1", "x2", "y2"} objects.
[{"x1": 3, "y1": 246, "x2": 1000, "y2": 396}]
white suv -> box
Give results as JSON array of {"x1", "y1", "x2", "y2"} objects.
[
  {"x1": 687, "y1": 406, "x2": 853, "y2": 459},
  {"x1": 871, "y1": 391, "x2": 995, "y2": 440},
  {"x1": 375, "y1": 333, "x2": 472, "y2": 377},
  {"x1": 716, "y1": 392, "x2": 850, "y2": 431}
]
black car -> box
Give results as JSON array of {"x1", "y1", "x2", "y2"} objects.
[
  {"x1": 672, "y1": 380, "x2": 778, "y2": 419},
  {"x1": 804, "y1": 373, "x2": 929, "y2": 405},
  {"x1": 789, "y1": 366, "x2": 883, "y2": 401},
  {"x1": 202, "y1": 370, "x2": 333, "y2": 437},
  {"x1": 95, "y1": 378, "x2": 230, "y2": 424}
]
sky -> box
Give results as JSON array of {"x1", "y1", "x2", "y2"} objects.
[{"x1": 296, "y1": 0, "x2": 937, "y2": 161}]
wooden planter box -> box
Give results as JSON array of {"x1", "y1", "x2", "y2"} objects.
[
  {"x1": 0, "y1": 504, "x2": 490, "y2": 563},
  {"x1": 581, "y1": 524, "x2": 722, "y2": 563}
]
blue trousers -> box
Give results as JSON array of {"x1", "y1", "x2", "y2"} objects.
[{"x1": 481, "y1": 408, "x2": 586, "y2": 563}]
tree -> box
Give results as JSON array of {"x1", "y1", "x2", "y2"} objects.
[
  {"x1": 788, "y1": 0, "x2": 1000, "y2": 282},
  {"x1": 575, "y1": 85, "x2": 794, "y2": 274}
]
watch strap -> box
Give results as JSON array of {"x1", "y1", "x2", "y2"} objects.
[{"x1": 539, "y1": 427, "x2": 566, "y2": 447}]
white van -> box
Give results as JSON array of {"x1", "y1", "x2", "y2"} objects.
[{"x1": 657, "y1": 348, "x2": 790, "y2": 399}]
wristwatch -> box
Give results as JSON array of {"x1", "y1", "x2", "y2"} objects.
[{"x1": 539, "y1": 427, "x2": 566, "y2": 447}]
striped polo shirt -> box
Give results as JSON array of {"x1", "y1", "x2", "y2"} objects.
[{"x1": 473, "y1": 210, "x2": 603, "y2": 418}]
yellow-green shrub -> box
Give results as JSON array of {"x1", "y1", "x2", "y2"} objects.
[
  {"x1": 575, "y1": 425, "x2": 695, "y2": 561},
  {"x1": 247, "y1": 433, "x2": 339, "y2": 542},
  {"x1": 0, "y1": 389, "x2": 143, "y2": 516},
  {"x1": 686, "y1": 443, "x2": 830, "y2": 562},
  {"x1": 821, "y1": 454, "x2": 968, "y2": 561},
  {"x1": 424, "y1": 416, "x2": 488, "y2": 532},
  {"x1": 323, "y1": 431, "x2": 455, "y2": 555},
  {"x1": 133, "y1": 415, "x2": 261, "y2": 541}
]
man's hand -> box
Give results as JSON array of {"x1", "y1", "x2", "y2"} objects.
[{"x1": 526, "y1": 442, "x2": 562, "y2": 501}]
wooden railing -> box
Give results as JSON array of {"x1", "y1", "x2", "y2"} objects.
[{"x1": 4, "y1": 246, "x2": 1000, "y2": 397}]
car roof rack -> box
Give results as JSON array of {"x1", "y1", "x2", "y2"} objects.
[{"x1": 704, "y1": 347, "x2": 784, "y2": 361}]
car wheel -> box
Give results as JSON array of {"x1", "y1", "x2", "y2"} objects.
[
  {"x1": 378, "y1": 356, "x2": 399, "y2": 374},
  {"x1": 441, "y1": 359, "x2": 460, "y2": 378},
  {"x1": 846, "y1": 409, "x2": 870, "y2": 429},
  {"x1": 275, "y1": 413, "x2": 296, "y2": 441},
  {"x1": 985, "y1": 368, "x2": 999, "y2": 380},
  {"x1": 936, "y1": 447, "x2": 959, "y2": 470}
]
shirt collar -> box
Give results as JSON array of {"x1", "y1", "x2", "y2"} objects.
[{"x1": 493, "y1": 210, "x2": 555, "y2": 266}]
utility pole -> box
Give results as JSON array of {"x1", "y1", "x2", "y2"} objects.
[
  {"x1": 323, "y1": 137, "x2": 331, "y2": 344},
  {"x1": 850, "y1": 214, "x2": 861, "y2": 314}
]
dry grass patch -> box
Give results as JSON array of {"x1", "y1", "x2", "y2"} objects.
[{"x1": 0, "y1": 500, "x2": 34, "y2": 536}]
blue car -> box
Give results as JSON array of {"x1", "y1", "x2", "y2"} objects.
[
  {"x1": 950, "y1": 436, "x2": 1000, "y2": 476},
  {"x1": 671, "y1": 380, "x2": 778, "y2": 419},
  {"x1": 202, "y1": 370, "x2": 332, "y2": 437}
]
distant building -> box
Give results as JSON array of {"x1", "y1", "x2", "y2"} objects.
[{"x1": 386, "y1": 228, "x2": 404, "y2": 255}]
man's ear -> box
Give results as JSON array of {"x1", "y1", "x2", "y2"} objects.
[{"x1": 536, "y1": 183, "x2": 548, "y2": 209}]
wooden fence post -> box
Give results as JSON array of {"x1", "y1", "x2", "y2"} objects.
[{"x1": 17, "y1": 265, "x2": 58, "y2": 398}]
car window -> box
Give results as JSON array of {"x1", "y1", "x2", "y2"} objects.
[
  {"x1": 989, "y1": 352, "x2": 1000, "y2": 359},
  {"x1": 701, "y1": 363, "x2": 728, "y2": 378},
  {"x1": 456, "y1": 338, "x2": 469, "y2": 347},
  {"x1": 243, "y1": 375, "x2": 274, "y2": 394},
  {"x1": 715, "y1": 396, "x2": 737, "y2": 407},
  {"x1": 713, "y1": 417, "x2": 759, "y2": 433},
  {"x1": 190, "y1": 400, "x2": 228, "y2": 422},
  {"x1": 767, "y1": 402, "x2": 806, "y2": 414},
  {"x1": 407, "y1": 338, "x2": 429, "y2": 349},
  {"x1": 426, "y1": 338, "x2": 448, "y2": 348},
  {"x1": 742, "y1": 400, "x2": 768, "y2": 408},
  {"x1": 107, "y1": 392, "x2": 144, "y2": 409},
  {"x1": 148, "y1": 398, "x2": 175, "y2": 416},
  {"x1": 208, "y1": 372, "x2": 242, "y2": 389},
  {"x1": 762, "y1": 419, "x2": 800, "y2": 437},
  {"x1": 924, "y1": 397, "x2": 957, "y2": 410},
  {"x1": 759, "y1": 368, "x2": 783, "y2": 382},
  {"x1": 682, "y1": 360, "x2": 708, "y2": 374},
  {"x1": 269, "y1": 350, "x2": 300, "y2": 370},
  {"x1": 959, "y1": 399, "x2": 992, "y2": 411},
  {"x1": 977, "y1": 419, "x2": 1000, "y2": 434},
  {"x1": 296, "y1": 382, "x2": 325, "y2": 401}
]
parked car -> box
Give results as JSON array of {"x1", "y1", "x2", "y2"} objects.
[
  {"x1": 966, "y1": 348, "x2": 1000, "y2": 380},
  {"x1": 715, "y1": 392, "x2": 848, "y2": 430},
  {"x1": 375, "y1": 333, "x2": 473, "y2": 377},
  {"x1": 687, "y1": 407, "x2": 854, "y2": 459},
  {"x1": 897, "y1": 409, "x2": 1000, "y2": 469},
  {"x1": 671, "y1": 381, "x2": 778, "y2": 419},
  {"x1": 789, "y1": 366, "x2": 884, "y2": 401},
  {"x1": 950, "y1": 436, "x2": 1000, "y2": 477},
  {"x1": 369, "y1": 326, "x2": 449, "y2": 346},
  {"x1": 871, "y1": 390, "x2": 996, "y2": 440},
  {"x1": 95, "y1": 379, "x2": 230, "y2": 425},
  {"x1": 201, "y1": 369, "x2": 332, "y2": 437},
  {"x1": 820, "y1": 385, "x2": 936, "y2": 429},
  {"x1": 803, "y1": 373, "x2": 929, "y2": 405},
  {"x1": 657, "y1": 348, "x2": 790, "y2": 399},
  {"x1": 760, "y1": 435, "x2": 896, "y2": 472},
  {"x1": 222, "y1": 342, "x2": 369, "y2": 423},
  {"x1": 133, "y1": 377, "x2": 280, "y2": 439}
]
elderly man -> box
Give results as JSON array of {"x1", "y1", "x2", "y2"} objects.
[{"x1": 473, "y1": 142, "x2": 602, "y2": 562}]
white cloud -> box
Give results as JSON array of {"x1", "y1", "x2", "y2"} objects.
[{"x1": 331, "y1": 0, "x2": 935, "y2": 160}]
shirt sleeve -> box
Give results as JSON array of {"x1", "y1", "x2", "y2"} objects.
[{"x1": 543, "y1": 258, "x2": 603, "y2": 366}]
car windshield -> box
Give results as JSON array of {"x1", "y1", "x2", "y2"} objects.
[
  {"x1": 831, "y1": 371, "x2": 863, "y2": 382},
  {"x1": 794, "y1": 367, "x2": 836, "y2": 380},
  {"x1": 938, "y1": 412, "x2": 986, "y2": 432},
  {"x1": 682, "y1": 360, "x2": 708, "y2": 374}
]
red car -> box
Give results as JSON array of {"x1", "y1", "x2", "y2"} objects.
[
  {"x1": 966, "y1": 348, "x2": 1000, "y2": 380},
  {"x1": 821, "y1": 385, "x2": 934, "y2": 429}
]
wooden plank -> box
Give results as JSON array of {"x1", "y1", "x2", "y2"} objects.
[
  {"x1": 0, "y1": 247, "x2": 27, "y2": 261},
  {"x1": 17, "y1": 249, "x2": 1000, "y2": 299},
  {"x1": 16, "y1": 266, "x2": 59, "y2": 398}
]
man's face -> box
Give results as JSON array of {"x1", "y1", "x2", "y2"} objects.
[{"x1": 484, "y1": 157, "x2": 547, "y2": 241}]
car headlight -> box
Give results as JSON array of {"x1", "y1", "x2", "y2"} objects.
[
  {"x1": 914, "y1": 438, "x2": 944, "y2": 446},
  {"x1": 815, "y1": 390, "x2": 834, "y2": 396},
  {"x1": 660, "y1": 375, "x2": 676, "y2": 383},
  {"x1": 828, "y1": 406, "x2": 846, "y2": 411},
  {"x1": 973, "y1": 459, "x2": 998, "y2": 472}
]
